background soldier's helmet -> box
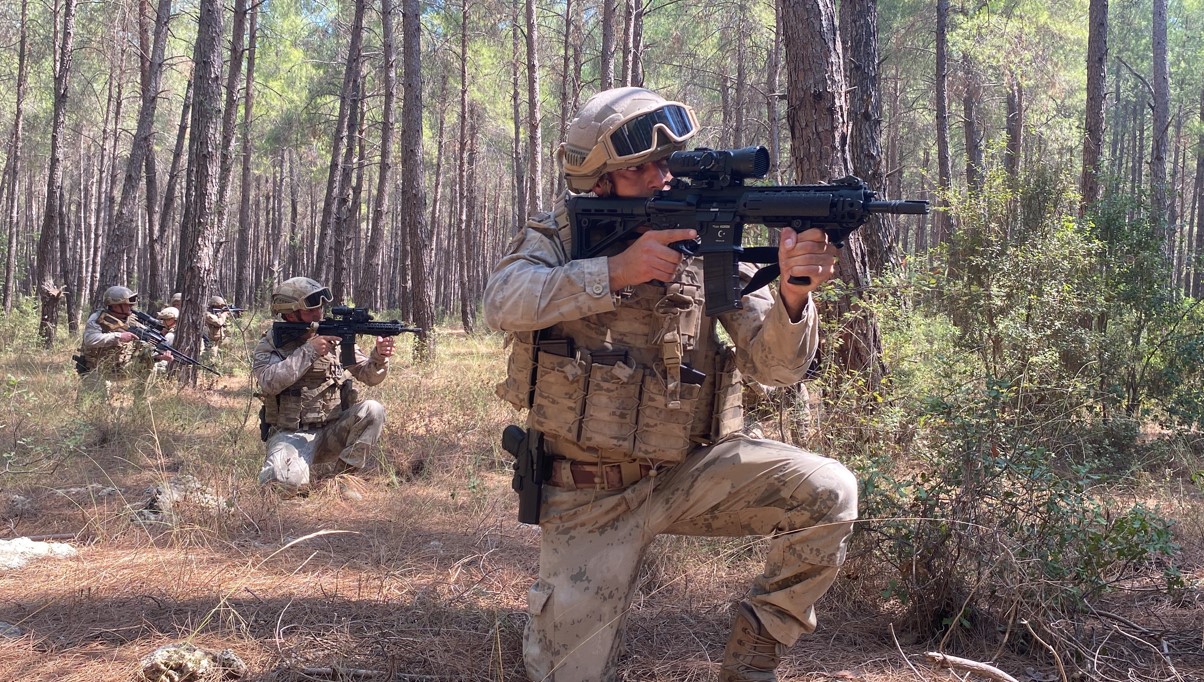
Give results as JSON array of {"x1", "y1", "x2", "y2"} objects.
[
  {"x1": 208, "y1": 295, "x2": 227, "y2": 309},
  {"x1": 559, "y1": 87, "x2": 699, "y2": 193},
  {"x1": 103, "y1": 285, "x2": 138, "y2": 306},
  {"x1": 157, "y1": 307, "x2": 179, "y2": 321},
  {"x1": 271, "y1": 277, "x2": 332, "y2": 314},
  {"x1": 170, "y1": 292, "x2": 182, "y2": 307}
]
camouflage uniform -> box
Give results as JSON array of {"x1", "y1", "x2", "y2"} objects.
[
  {"x1": 252, "y1": 330, "x2": 390, "y2": 491},
  {"x1": 79, "y1": 309, "x2": 157, "y2": 400},
  {"x1": 485, "y1": 199, "x2": 857, "y2": 681}
]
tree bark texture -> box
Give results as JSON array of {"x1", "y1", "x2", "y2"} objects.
[
  {"x1": 2, "y1": 0, "x2": 29, "y2": 313},
  {"x1": 1079, "y1": 0, "x2": 1108, "y2": 213},
  {"x1": 839, "y1": 0, "x2": 896, "y2": 277},
  {"x1": 934, "y1": 0, "x2": 953, "y2": 244},
  {"x1": 99, "y1": 0, "x2": 173, "y2": 306},
  {"x1": 176, "y1": 0, "x2": 225, "y2": 385},
  {"x1": 362, "y1": 0, "x2": 397, "y2": 311},
  {"x1": 403, "y1": 0, "x2": 437, "y2": 360},
  {"x1": 36, "y1": 0, "x2": 77, "y2": 347},
  {"x1": 780, "y1": 0, "x2": 884, "y2": 384},
  {"x1": 1151, "y1": 0, "x2": 1170, "y2": 256},
  {"x1": 234, "y1": 0, "x2": 259, "y2": 307}
]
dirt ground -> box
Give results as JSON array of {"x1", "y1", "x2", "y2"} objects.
[{"x1": 0, "y1": 340, "x2": 1201, "y2": 681}]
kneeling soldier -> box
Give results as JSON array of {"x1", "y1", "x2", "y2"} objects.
[
  {"x1": 253, "y1": 277, "x2": 394, "y2": 493},
  {"x1": 78, "y1": 285, "x2": 172, "y2": 401}
]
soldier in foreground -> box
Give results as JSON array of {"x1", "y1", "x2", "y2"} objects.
[
  {"x1": 484, "y1": 87, "x2": 858, "y2": 681},
  {"x1": 77, "y1": 286, "x2": 172, "y2": 401},
  {"x1": 252, "y1": 277, "x2": 394, "y2": 495}
]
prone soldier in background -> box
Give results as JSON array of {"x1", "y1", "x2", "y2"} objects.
[
  {"x1": 485, "y1": 87, "x2": 858, "y2": 681},
  {"x1": 252, "y1": 277, "x2": 395, "y2": 495},
  {"x1": 76, "y1": 285, "x2": 173, "y2": 402}
]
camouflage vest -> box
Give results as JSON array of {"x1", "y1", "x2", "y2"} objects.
[
  {"x1": 81, "y1": 311, "x2": 141, "y2": 376},
  {"x1": 496, "y1": 208, "x2": 744, "y2": 465},
  {"x1": 261, "y1": 340, "x2": 349, "y2": 430}
]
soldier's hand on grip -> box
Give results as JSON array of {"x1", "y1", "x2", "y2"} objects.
[
  {"x1": 374, "y1": 336, "x2": 395, "y2": 359},
  {"x1": 607, "y1": 228, "x2": 698, "y2": 291},
  {"x1": 779, "y1": 227, "x2": 838, "y2": 294},
  {"x1": 308, "y1": 334, "x2": 341, "y2": 357}
]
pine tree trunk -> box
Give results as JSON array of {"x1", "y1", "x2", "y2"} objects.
[
  {"x1": 100, "y1": 0, "x2": 172, "y2": 302},
  {"x1": 402, "y1": 0, "x2": 436, "y2": 360},
  {"x1": 176, "y1": 0, "x2": 225, "y2": 386},
  {"x1": 163, "y1": 80, "x2": 192, "y2": 297},
  {"x1": 933, "y1": 0, "x2": 953, "y2": 244},
  {"x1": 362, "y1": 0, "x2": 397, "y2": 311},
  {"x1": 36, "y1": 0, "x2": 77, "y2": 348},
  {"x1": 1079, "y1": 0, "x2": 1108, "y2": 213},
  {"x1": 512, "y1": 5, "x2": 527, "y2": 225},
  {"x1": 780, "y1": 0, "x2": 884, "y2": 384},
  {"x1": 2, "y1": 0, "x2": 29, "y2": 313},
  {"x1": 961, "y1": 55, "x2": 983, "y2": 193},
  {"x1": 839, "y1": 0, "x2": 896, "y2": 277},
  {"x1": 1151, "y1": 0, "x2": 1170, "y2": 257},
  {"x1": 525, "y1": 0, "x2": 544, "y2": 213},
  {"x1": 317, "y1": 0, "x2": 367, "y2": 284},
  {"x1": 235, "y1": 1, "x2": 258, "y2": 307},
  {"x1": 458, "y1": 0, "x2": 475, "y2": 333},
  {"x1": 601, "y1": 0, "x2": 616, "y2": 89}
]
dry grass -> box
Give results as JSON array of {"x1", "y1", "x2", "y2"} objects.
[{"x1": 0, "y1": 325, "x2": 1200, "y2": 681}]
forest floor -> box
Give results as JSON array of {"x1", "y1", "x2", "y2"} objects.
[{"x1": 0, "y1": 325, "x2": 1200, "y2": 681}]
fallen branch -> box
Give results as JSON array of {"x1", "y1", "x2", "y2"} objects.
[{"x1": 923, "y1": 652, "x2": 1019, "y2": 682}]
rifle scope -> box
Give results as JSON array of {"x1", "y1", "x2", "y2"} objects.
[{"x1": 668, "y1": 146, "x2": 770, "y2": 185}]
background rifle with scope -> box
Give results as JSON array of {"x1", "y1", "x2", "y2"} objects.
[
  {"x1": 271, "y1": 306, "x2": 422, "y2": 367},
  {"x1": 566, "y1": 145, "x2": 930, "y2": 316}
]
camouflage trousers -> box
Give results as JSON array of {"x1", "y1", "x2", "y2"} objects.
[
  {"x1": 258, "y1": 400, "x2": 385, "y2": 491},
  {"x1": 524, "y1": 434, "x2": 857, "y2": 682}
]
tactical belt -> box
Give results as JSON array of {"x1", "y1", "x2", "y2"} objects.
[{"x1": 547, "y1": 457, "x2": 655, "y2": 491}]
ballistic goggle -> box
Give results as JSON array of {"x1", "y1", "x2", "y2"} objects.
[
  {"x1": 571, "y1": 102, "x2": 700, "y2": 176},
  {"x1": 302, "y1": 288, "x2": 333, "y2": 309}
]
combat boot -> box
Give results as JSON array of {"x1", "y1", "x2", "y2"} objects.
[{"x1": 719, "y1": 601, "x2": 785, "y2": 682}]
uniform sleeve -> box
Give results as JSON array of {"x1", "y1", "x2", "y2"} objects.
[
  {"x1": 347, "y1": 344, "x2": 389, "y2": 386},
  {"x1": 483, "y1": 227, "x2": 617, "y2": 332},
  {"x1": 718, "y1": 264, "x2": 819, "y2": 387},
  {"x1": 82, "y1": 315, "x2": 123, "y2": 350},
  {"x1": 252, "y1": 336, "x2": 318, "y2": 396}
]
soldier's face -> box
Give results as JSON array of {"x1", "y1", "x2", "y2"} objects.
[
  {"x1": 285, "y1": 307, "x2": 324, "y2": 323},
  {"x1": 110, "y1": 303, "x2": 133, "y2": 316},
  {"x1": 610, "y1": 159, "x2": 671, "y2": 198}
]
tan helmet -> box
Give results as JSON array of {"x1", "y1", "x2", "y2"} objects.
[
  {"x1": 271, "y1": 277, "x2": 332, "y2": 314},
  {"x1": 103, "y1": 285, "x2": 138, "y2": 306},
  {"x1": 170, "y1": 292, "x2": 182, "y2": 306},
  {"x1": 208, "y1": 295, "x2": 227, "y2": 309},
  {"x1": 559, "y1": 87, "x2": 699, "y2": 193},
  {"x1": 157, "y1": 306, "x2": 179, "y2": 321}
]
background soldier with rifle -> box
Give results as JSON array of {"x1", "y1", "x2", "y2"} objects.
[
  {"x1": 253, "y1": 276, "x2": 413, "y2": 495},
  {"x1": 76, "y1": 285, "x2": 175, "y2": 403},
  {"x1": 485, "y1": 87, "x2": 863, "y2": 681}
]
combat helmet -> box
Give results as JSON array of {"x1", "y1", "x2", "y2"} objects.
[
  {"x1": 157, "y1": 306, "x2": 179, "y2": 321},
  {"x1": 559, "y1": 87, "x2": 699, "y2": 193},
  {"x1": 271, "y1": 277, "x2": 332, "y2": 314},
  {"x1": 103, "y1": 285, "x2": 138, "y2": 306},
  {"x1": 208, "y1": 295, "x2": 227, "y2": 309},
  {"x1": 170, "y1": 292, "x2": 182, "y2": 307}
]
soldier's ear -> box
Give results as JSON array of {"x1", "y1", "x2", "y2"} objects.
[{"x1": 592, "y1": 174, "x2": 614, "y2": 197}]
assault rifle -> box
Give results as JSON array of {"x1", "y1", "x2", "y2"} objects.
[
  {"x1": 566, "y1": 145, "x2": 930, "y2": 315},
  {"x1": 271, "y1": 306, "x2": 422, "y2": 367},
  {"x1": 127, "y1": 310, "x2": 221, "y2": 375}
]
